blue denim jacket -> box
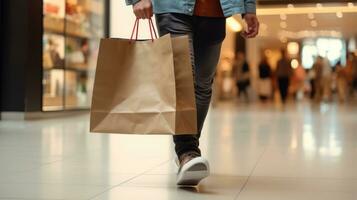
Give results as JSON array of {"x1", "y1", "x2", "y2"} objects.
[{"x1": 125, "y1": 0, "x2": 256, "y2": 17}]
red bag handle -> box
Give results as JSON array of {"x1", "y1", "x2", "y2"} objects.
[{"x1": 129, "y1": 18, "x2": 158, "y2": 43}]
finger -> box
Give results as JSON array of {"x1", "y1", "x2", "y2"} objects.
[
  {"x1": 147, "y1": 7, "x2": 153, "y2": 18},
  {"x1": 248, "y1": 23, "x2": 255, "y2": 32},
  {"x1": 255, "y1": 22, "x2": 260, "y2": 36},
  {"x1": 133, "y1": 8, "x2": 142, "y2": 19},
  {"x1": 247, "y1": 28, "x2": 258, "y2": 38},
  {"x1": 144, "y1": 3, "x2": 153, "y2": 18},
  {"x1": 247, "y1": 25, "x2": 259, "y2": 38},
  {"x1": 133, "y1": 10, "x2": 141, "y2": 19},
  {"x1": 138, "y1": 9, "x2": 146, "y2": 19},
  {"x1": 252, "y1": 21, "x2": 260, "y2": 37},
  {"x1": 248, "y1": 21, "x2": 257, "y2": 32},
  {"x1": 246, "y1": 21, "x2": 259, "y2": 38},
  {"x1": 245, "y1": 24, "x2": 254, "y2": 34},
  {"x1": 143, "y1": 11, "x2": 148, "y2": 19},
  {"x1": 245, "y1": 27, "x2": 257, "y2": 38},
  {"x1": 250, "y1": 28, "x2": 258, "y2": 38},
  {"x1": 144, "y1": 8, "x2": 151, "y2": 19},
  {"x1": 244, "y1": 29, "x2": 254, "y2": 38}
]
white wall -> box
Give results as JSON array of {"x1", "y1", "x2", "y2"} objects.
[{"x1": 110, "y1": 0, "x2": 157, "y2": 39}]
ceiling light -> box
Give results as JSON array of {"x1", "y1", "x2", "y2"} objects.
[
  {"x1": 287, "y1": 4, "x2": 294, "y2": 9},
  {"x1": 280, "y1": 13, "x2": 287, "y2": 20},
  {"x1": 310, "y1": 20, "x2": 318, "y2": 27},
  {"x1": 287, "y1": 42, "x2": 299, "y2": 55},
  {"x1": 278, "y1": 30, "x2": 342, "y2": 39},
  {"x1": 307, "y1": 13, "x2": 314, "y2": 19},
  {"x1": 347, "y1": 2, "x2": 354, "y2": 8},
  {"x1": 227, "y1": 17, "x2": 242, "y2": 32},
  {"x1": 291, "y1": 59, "x2": 299, "y2": 69},
  {"x1": 257, "y1": 5, "x2": 357, "y2": 15},
  {"x1": 280, "y1": 21, "x2": 287, "y2": 29},
  {"x1": 316, "y1": 3, "x2": 323, "y2": 9},
  {"x1": 336, "y1": 12, "x2": 343, "y2": 18}
]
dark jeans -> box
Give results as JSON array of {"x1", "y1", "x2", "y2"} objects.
[
  {"x1": 155, "y1": 13, "x2": 226, "y2": 157},
  {"x1": 278, "y1": 77, "x2": 290, "y2": 103}
]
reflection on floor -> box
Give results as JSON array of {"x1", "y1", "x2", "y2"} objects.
[{"x1": 0, "y1": 102, "x2": 357, "y2": 200}]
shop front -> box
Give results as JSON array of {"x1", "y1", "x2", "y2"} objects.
[
  {"x1": 0, "y1": 0, "x2": 109, "y2": 119},
  {"x1": 43, "y1": 0, "x2": 109, "y2": 111}
]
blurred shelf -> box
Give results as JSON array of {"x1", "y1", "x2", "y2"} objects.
[
  {"x1": 44, "y1": 16, "x2": 97, "y2": 39},
  {"x1": 43, "y1": 67, "x2": 88, "y2": 72},
  {"x1": 43, "y1": 67, "x2": 65, "y2": 71},
  {"x1": 43, "y1": 106, "x2": 65, "y2": 111},
  {"x1": 42, "y1": 0, "x2": 106, "y2": 112},
  {"x1": 64, "y1": 105, "x2": 90, "y2": 110},
  {"x1": 44, "y1": 16, "x2": 65, "y2": 34},
  {"x1": 66, "y1": 66, "x2": 89, "y2": 72},
  {"x1": 43, "y1": 96, "x2": 64, "y2": 111},
  {"x1": 65, "y1": 32, "x2": 93, "y2": 39}
]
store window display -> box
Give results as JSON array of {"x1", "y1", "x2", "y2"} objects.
[{"x1": 42, "y1": 0, "x2": 106, "y2": 111}]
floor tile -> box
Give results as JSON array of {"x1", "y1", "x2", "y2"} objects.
[
  {"x1": 0, "y1": 167, "x2": 136, "y2": 186},
  {"x1": 252, "y1": 145, "x2": 357, "y2": 179},
  {"x1": 238, "y1": 177, "x2": 357, "y2": 200},
  {"x1": 0, "y1": 183, "x2": 109, "y2": 200},
  {"x1": 146, "y1": 145, "x2": 265, "y2": 176},
  {"x1": 92, "y1": 174, "x2": 247, "y2": 200},
  {"x1": 1, "y1": 102, "x2": 357, "y2": 199}
]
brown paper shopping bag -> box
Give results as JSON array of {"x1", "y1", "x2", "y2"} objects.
[{"x1": 90, "y1": 19, "x2": 197, "y2": 135}]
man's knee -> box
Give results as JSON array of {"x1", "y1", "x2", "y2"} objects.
[{"x1": 195, "y1": 81, "x2": 213, "y2": 104}]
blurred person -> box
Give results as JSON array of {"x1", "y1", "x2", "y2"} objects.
[
  {"x1": 258, "y1": 54, "x2": 272, "y2": 101},
  {"x1": 321, "y1": 56, "x2": 332, "y2": 101},
  {"x1": 307, "y1": 68, "x2": 316, "y2": 99},
  {"x1": 126, "y1": 0, "x2": 259, "y2": 185},
  {"x1": 335, "y1": 61, "x2": 348, "y2": 102},
  {"x1": 292, "y1": 60, "x2": 306, "y2": 101},
  {"x1": 232, "y1": 51, "x2": 250, "y2": 102},
  {"x1": 312, "y1": 56, "x2": 323, "y2": 102},
  {"x1": 345, "y1": 53, "x2": 355, "y2": 97},
  {"x1": 276, "y1": 49, "x2": 293, "y2": 103},
  {"x1": 351, "y1": 53, "x2": 357, "y2": 95}
]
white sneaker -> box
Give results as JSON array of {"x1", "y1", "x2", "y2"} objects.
[
  {"x1": 174, "y1": 155, "x2": 180, "y2": 167},
  {"x1": 176, "y1": 154, "x2": 210, "y2": 186}
]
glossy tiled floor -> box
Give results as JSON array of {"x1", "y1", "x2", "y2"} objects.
[{"x1": 1, "y1": 101, "x2": 357, "y2": 200}]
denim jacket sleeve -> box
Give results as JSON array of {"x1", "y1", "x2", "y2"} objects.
[
  {"x1": 244, "y1": 0, "x2": 256, "y2": 13},
  {"x1": 125, "y1": 0, "x2": 141, "y2": 6}
]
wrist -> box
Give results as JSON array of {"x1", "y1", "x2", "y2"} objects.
[
  {"x1": 242, "y1": 13, "x2": 255, "y2": 18},
  {"x1": 132, "y1": 0, "x2": 141, "y2": 5}
]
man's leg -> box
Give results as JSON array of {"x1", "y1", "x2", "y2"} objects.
[
  {"x1": 155, "y1": 13, "x2": 200, "y2": 157},
  {"x1": 156, "y1": 14, "x2": 225, "y2": 158},
  {"x1": 174, "y1": 16, "x2": 225, "y2": 186},
  {"x1": 156, "y1": 14, "x2": 225, "y2": 186},
  {"x1": 174, "y1": 16, "x2": 226, "y2": 158}
]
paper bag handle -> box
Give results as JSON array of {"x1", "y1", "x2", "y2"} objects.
[{"x1": 129, "y1": 18, "x2": 158, "y2": 43}]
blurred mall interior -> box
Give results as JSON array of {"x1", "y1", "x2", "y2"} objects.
[{"x1": 0, "y1": 0, "x2": 357, "y2": 199}]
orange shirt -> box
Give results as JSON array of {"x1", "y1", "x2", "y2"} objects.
[{"x1": 194, "y1": 0, "x2": 224, "y2": 17}]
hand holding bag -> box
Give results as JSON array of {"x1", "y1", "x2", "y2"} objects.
[{"x1": 90, "y1": 19, "x2": 197, "y2": 135}]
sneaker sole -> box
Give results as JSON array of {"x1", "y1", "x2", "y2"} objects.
[{"x1": 176, "y1": 157, "x2": 210, "y2": 186}]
